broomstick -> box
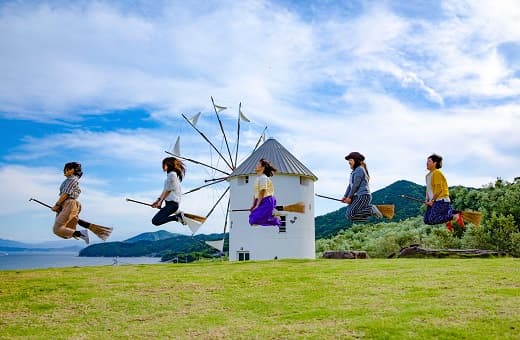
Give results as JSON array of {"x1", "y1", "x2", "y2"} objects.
[
  {"x1": 315, "y1": 194, "x2": 395, "y2": 219},
  {"x1": 399, "y1": 194, "x2": 424, "y2": 203},
  {"x1": 399, "y1": 194, "x2": 481, "y2": 226},
  {"x1": 125, "y1": 198, "x2": 207, "y2": 223},
  {"x1": 315, "y1": 194, "x2": 342, "y2": 202},
  {"x1": 231, "y1": 201, "x2": 305, "y2": 213},
  {"x1": 29, "y1": 198, "x2": 113, "y2": 241}
]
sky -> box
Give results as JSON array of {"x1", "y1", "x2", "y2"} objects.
[{"x1": 1, "y1": 0, "x2": 519, "y2": 243}]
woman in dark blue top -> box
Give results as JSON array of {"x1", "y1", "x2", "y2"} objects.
[{"x1": 342, "y1": 152, "x2": 383, "y2": 222}]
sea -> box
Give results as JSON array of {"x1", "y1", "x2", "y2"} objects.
[{"x1": 0, "y1": 251, "x2": 161, "y2": 270}]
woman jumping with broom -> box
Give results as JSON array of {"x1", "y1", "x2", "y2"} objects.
[
  {"x1": 342, "y1": 152, "x2": 383, "y2": 222},
  {"x1": 49, "y1": 162, "x2": 91, "y2": 244},
  {"x1": 423, "y1": 153, "x2": 464, "y2": 232},
  {"x1": 30, "y1": 162, "x2": 112, "y2": 243},
  {"x1": 249, "y1": 158, "x2": 282, "y2": 227},
  {"x1": 151, "y1": 157, "x2": 187, "y2": 227}
]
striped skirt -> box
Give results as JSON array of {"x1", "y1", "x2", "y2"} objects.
[{"x1": 345, "y1": 194, "x2": 373, "y2": 222}]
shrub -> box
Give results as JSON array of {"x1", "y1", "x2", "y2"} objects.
[{"x1": 483, "y1": 214, "x2": 519, "y2": 255}]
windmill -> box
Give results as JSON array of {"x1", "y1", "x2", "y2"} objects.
[{"x1": 166, "y1": 97, "x2": 266, "y2": 254}]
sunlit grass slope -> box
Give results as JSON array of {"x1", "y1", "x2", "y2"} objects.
[{"x1": 1, "y1": 259, "x2": 519, "y2": 339}]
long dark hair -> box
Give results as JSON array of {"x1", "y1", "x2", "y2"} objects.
[
  {"x1": 259, "y1": 158, "x2": 277, "y2": 177},
  {"x1": 64, "y1": 162, "x2": 83, "y2": 178},
  {"x1": 162, "y1": 157, "x2": 185, "y2": 181}
]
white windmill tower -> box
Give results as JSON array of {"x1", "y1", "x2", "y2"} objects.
[
  {"x1": 167, "y1": 98, "x2": 317, "y2": 261},
  {"x1": 227, "y1": 138, "x2": 318, "y2": 261}
]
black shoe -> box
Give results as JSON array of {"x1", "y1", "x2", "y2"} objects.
[{"x1": 177, "y1": 212, "x2": 187, "y2": 225}]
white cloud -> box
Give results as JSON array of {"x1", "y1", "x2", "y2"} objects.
[
  {"x1": 0, "y1": 1, "x2": 314, "y2": 120},
  {"x1": 1, "y1": 1, "x2": 520, "y2": 243}
]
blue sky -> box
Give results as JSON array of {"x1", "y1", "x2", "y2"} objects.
[{"x1": 1, "y1": 0, "x2": 519, "y2": 243}]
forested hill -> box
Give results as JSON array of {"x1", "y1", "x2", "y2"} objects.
[
  {"x1": 79, "y1": 233, "x2": 226, "y2": 260},
  {"x1": 315, "y1": 180, "x2": 425, "y2": 238},
  {"x1": 123, "y1": 230, "x2": 178, "y2": 243}
]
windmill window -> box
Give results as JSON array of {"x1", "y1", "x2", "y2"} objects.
[
  {"x1": 278, "y1": 216, "x2": 286, "y2": 233},
  {"x1": 238, "y1": 176, "x2": 249, "y2": 185},
  {"x1": 237, "y1": 251, "x2": 250, "y2": 261},
  {"x1": 300, "y1": 177, "x2": 310, "y2": 186}
]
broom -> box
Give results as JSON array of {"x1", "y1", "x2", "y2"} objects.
[
  {"x1": 399, "y1": 194, "x2": 482, "y2": 226},
  {"x1": 125, "y1": 198, "x2": 207, "y2": 223},
  {"x1": 315, "y1": 194, "x2": 395, "y2": 219},
  {"x1": 231, "y1": 201, "x2": 305, "y2": 213},
  {"x1": 460, "y1": 211, "x2": 482, "y2": 226},
  {"x1": 374, "y1": 205, "x2": 395, "y2": 219},
  {"x1": 29, "y1": 198, "x2": 113, "y2": 241},
  {"x1": 399, "y1": 194, "x2": 425, "y2": 203}
]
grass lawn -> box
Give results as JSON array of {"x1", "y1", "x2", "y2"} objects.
[{"x1": 0, "y1": 258, "x2": 519, "y2": 339}]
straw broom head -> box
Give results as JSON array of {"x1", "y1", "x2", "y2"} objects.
[
  {"x1": 461, "y1": 211, "x2": 481, "y2": 226},
  {"x1": 282, "y1": 202, "x2": 305, "y2": 213},
  {"x1": 183, "y1": 213, "x2": 207, "y2": 224},
  {"x1": 88, "y1": 223, "x2": 113, "y2": 241},
  {"x1": 375, "y1": 204, "x2": 395, "y2": 219},
  {"x1": 376, "y1": 204, "x2": 395, "y2": 219}
]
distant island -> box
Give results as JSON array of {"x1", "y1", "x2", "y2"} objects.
[{"x1": 0, "y1": 239, "x2": 83, "y2": 253}]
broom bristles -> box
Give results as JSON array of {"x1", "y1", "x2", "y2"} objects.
[
  {"x1": 461, "y1": 211, "x2": 481, "y2": 226},
  {"x1": 88, "y1": 223, "x2": 113, "y2": 241},
  {"x1": 183, "y1": 213, "x2": 207, "y2": 224},
  {"x1": 282, "y1": 202, "x2": 305, "y2": 213},
  {"x1": 375, "y1": 204, "x2": 395, "y2": 219}
]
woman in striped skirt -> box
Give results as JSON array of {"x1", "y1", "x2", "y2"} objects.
[{"x1": 342, "y1": 152, "x2": 383, "y2": 222}]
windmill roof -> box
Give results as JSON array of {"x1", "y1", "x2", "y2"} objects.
[{"x1": 229, "y1": 138, "x2": 317, "y2": 181}]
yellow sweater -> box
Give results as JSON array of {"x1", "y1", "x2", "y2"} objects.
[
  {"x1": 426, "y1": 169, "x2": 449, "y2": 201},
  {"x1": 253, "y1": 174, "x2": 275, "y2": 199}
]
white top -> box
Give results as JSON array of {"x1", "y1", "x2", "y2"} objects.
[
  {"x1": 425, "y1": 172, "x2": 433, "y2": 201},
  {"x1": 164, "y1": 171, "x2": 182, "y2": 203}
]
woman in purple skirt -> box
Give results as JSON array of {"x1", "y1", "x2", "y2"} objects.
[{"x1": 249, "y1": 158, "x2": 281, "y2": 226}]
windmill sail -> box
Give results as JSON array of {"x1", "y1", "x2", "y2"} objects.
[
  {"x1": 172, "y1": 136, "x2": 181, "y2": 156},
  {"x1": 184, "y1": 217, "x2": 202, "y2": 235},
  {"x1": 214, "y1": 105, "x2": 227, "y2": 112},
  {"x1": 206, "y1": 239, "x2": 224, "y2": 252},
  {"x1": 239, "y1": 107, "x2": 250, "y2": 122},
  {"x1": 189, "y1": 112, "x2": 201, "y2": 126}
]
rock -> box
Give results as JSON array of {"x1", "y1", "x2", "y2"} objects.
[
  {"x1": 322, "y1": 250, "x2": 369, "y2": 259},
  {"x1": 395, "y1": 245, "x2": 507, "y2": 258}
]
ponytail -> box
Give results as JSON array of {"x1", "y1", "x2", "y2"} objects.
[{"x1": 360, "y1": 161, "x2": 370, "y2": 181}]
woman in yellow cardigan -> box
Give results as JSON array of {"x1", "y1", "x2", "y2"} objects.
[{"x1": 423, "y1": 154, "x2": 464, "y2": 231}]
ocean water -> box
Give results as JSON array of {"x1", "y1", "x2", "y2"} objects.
[{"x1": 0, "y1": 252, "x2": 161, "y2": 270}]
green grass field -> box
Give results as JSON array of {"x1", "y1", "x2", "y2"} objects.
[{"x1": 1, "y1": 258, "x2": 519, "y2": 339}]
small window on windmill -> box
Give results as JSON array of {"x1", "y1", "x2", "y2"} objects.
[
  {"x1": 237, "y1": 251, "x2": 250, "y2": 261},
  {"x1": 300, "y1": 176, "x2": 310, "y2": 186},
  {"x1": 278, "y1": 216, "x2": 286, "y2": 233},
  {"x1": 238, "y1": 176, "x2": 249, "y2": 185}
]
